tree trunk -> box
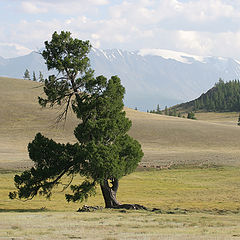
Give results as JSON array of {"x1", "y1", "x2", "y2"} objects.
[
  {"x1": 100, "y1": 178, "x2": 148, "y2": 210},
  {"x1": 100, "y1": 178, "x2": 120, "y2": 208}
]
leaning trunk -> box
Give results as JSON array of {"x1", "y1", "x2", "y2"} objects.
[
  {"x1": 100, "y1": 178, "x2": 148, "y2": 210},
  {"x1": 100, "y1": 178, "x2": 120, "y2": 208}
]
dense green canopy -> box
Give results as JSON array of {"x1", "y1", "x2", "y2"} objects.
[{"x1": 9, "y1": 31, "x2": 143, "y2": 208}]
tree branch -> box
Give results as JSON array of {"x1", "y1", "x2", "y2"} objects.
[
  {"x1": 54, "y1": 93, "x2": 73, "y2": 124},
  {"x1": 60, "y1": 174, "x2": 74, "y2": 192}
]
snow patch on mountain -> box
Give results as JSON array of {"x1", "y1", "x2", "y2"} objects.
[
  {"x1": 92, "y1": 48, "x2": 126, "y2": 61},
  {"x1": 138, "y1": 48, "x2": 206, "y2": 64}
]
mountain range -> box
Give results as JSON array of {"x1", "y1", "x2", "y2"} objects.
[{"x1": 1, "y1": 48, "x2": 240, "y2": 111}]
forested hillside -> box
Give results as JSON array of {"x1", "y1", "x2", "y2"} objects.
[{"x1": 176, "y1": 79, "x2": 240, "y2": 112}]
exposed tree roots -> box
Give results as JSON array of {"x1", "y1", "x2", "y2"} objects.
[
  {"x1": 77, "y1": 204, "x2": 148, "y2": 212},
  {"x1": 113, "y1": 204, "x2": 148, "y2": 210}
]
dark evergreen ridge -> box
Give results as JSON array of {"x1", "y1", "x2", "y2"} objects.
[{"x1": 171, "y1": 79, "x2": 240, "y2": 112}]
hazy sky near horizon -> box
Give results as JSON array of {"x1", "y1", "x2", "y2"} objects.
[{"x1": 1, "y1": 0, "x2": 240, "y2": 59}]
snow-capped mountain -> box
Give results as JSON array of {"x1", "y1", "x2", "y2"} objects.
[{"x1": 1, "y1": 48, "x2": 240, "y2": 111}]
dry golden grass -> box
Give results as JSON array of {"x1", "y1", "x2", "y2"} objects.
[
  {"x1": 195, "y1": 112, "x2": 239, "y2": 126},
  {"x1": 128, "y1": 108, "x2": 240, "y2": 167},
  {"x1": 0, "y1": 77, "x2": 77, "y2": 169},
  {"x1": 1, "y1": 76, "x2": 240, "y2": 170}
]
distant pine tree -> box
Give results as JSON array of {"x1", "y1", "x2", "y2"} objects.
[
  {"x1": 33, "y1": 71, "x2": 37, "y2": 81},
  {"x1": 187, "y1": 112, "x2": 196, "y2": 120},
  {"x1": 164, "y1": 106, "x2": 168, "y2": 115},
  {"x1": 39, "y1": 71, "x2": 44, "y2": 82},
  {"x1": 23, "y1": 69, "x2": 31, "y2": 80},
  {"x1": 149, "y1": 104, "x2": 162, "y2": 115}
]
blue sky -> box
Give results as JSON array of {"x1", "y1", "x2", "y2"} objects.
[{"x1": 1, "y1": 0, "x2": 240, "y2": 59}]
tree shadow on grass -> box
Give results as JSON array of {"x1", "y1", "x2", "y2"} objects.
[{"x1": 0, "y1": 207, "x2": 48, "y2": 213}]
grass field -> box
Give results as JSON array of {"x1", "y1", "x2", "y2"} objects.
[
  {"x1": 1, "y1": 211, "x2": 240, "y2": 240},
  {"x1": 2, "y1": 166, "x2": 240, "y2": 212},
  {"x1": 1, "y1": 77, "x2": 240, "y2": 239},
  {"x1": 1, "y1": 166, "x2": 240, "y2": 239}
]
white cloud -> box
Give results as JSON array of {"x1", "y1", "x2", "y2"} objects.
[
  {"x1": 21, "y1": 1, "x2": 47, "y2": 14},
  {"x1": 20, "y1": 0, "x2": 109, "y2": 15},
  {"x1": 91, "y1": 33, "x2": 100, "y2": 40},
  {"x1": 0, "y1": 43, "x2": 32, "y2": 58},
  {"x1": 65, "y1": 18, "x2": 74, "y2": 25},
  {"x1": 1, "y1": 0, "x2": 240, "y2": 59},
  {"x1": 181, "y1": 0, "x2": 237, "y2": 22},
  {"x1": 90, "y1": 0, "x2": 109, "y2": 5},
  {"x1": 177, "y1": 31, "x2": 213, "y2": 56}
]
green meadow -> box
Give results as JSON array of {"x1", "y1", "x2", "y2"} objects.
[
  {"x1": 1, "y1": 166, "x2": 240, "y2": 212},
  {"x1": 1, "y1": 167, "x2": 240, "y2": 239}
]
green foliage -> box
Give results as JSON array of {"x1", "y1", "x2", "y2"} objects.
[
  {"x1": 33, "y1": 71, "x2": 37, "y2": 82},
  {"x1": 179, "y1": 79, "x2": 240, "y2": 112},
  {"x1": 23, "y1": 69, "x2": 31, "y2": 80},
  {"x1": 39, "y1": 71, "x2": 44, "y2": 82},
  {"x1": 65, "y1": 180, "x2": 96, "y2": 202},
  {"x1": 149, "y1": 104, "x2": 162, "y2": 114},
  {"x1": 9, "y1": 133, "x2": 82, "y2": 200},
  {"x1": 42, "y1": 31, "x2": 92, "y2": 76},
  {"x1": 39, "y1": 31, "x2": 94, "y2": 121},
  {"x1": 150, "y1": 104, "x2": 181, "y2": 117},
  {"x1": 10, "y1": 31, "x2": 143, "y2": 204},
  {"x1": 10, "y1": 76, "x2": 143, "y2": 202},
  {"x1": 38, "y1": 75, "x2": 70, "y2": 108},
  {"x1": 169, "y1": 108, "x2": 177, "y2": 117},
  {"x1": 187, "y1": 112, "x2": 196, "y2": 120},
  {"x1": 164, "y1": 106, "x2": 168, "y2": 115}
]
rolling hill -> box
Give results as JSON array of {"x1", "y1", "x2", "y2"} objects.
[{"x1": 0, "y1": 77, "x2": 240, "y2": 170}]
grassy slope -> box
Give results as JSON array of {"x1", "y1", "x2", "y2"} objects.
[
  {"x1": 128, "y1": 109, "x2": 240, "y2": 166},
  {"x1": 1, "y1": 76, "x2": 240, "y2": 169},
  {"x1": 0, "y1": 77, "x2": 77, "y2": 169}
]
